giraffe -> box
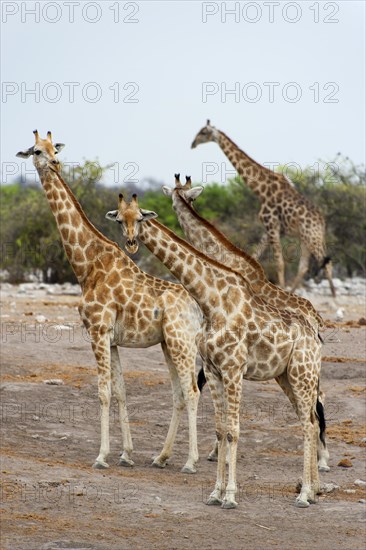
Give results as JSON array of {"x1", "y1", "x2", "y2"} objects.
[
  {"x1": 162, "y1": 174, "x2": 329, "y2": 471},
  {"x1": 191, "y1": 120, "x2": 336, "y2": 297},
  {"x1": 16, "y1": 130, "x2": 202, "y2": 473},
  {"x1": 106, "y1": 195, "x2": 325, "y2": 508}
]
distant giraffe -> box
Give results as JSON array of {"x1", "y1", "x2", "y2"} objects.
[
  {"x1": 16, "y1": 130, "x2": 202, "y2": 473},
  {"x1": 191, "y1": 120, "x2": 336, "y2": 296},
  {"x1": 107, "y1": 195, "x2": 325, "y2": 509},
  {"x1": 162, "y1": 174, "x2": 329, "y2": 471}
]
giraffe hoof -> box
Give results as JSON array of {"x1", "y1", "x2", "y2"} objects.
[
  {"x1": 295, "y1": 497, "x2": 310, "y2": 508},
  {"x1": 118, "y1": 457, "x2": 134, "y2": 467},
  {"x1": 207, "y1": 453, "x2": 218, "y2": 462},
  {"x1": 181, "y1": 465, "x2": 197, "y2": 474},
  {"x1": 92, "y1": 460, "x2": 109, "y2": 469},
  {"x1": 152, "y1": 458, "x2": 167, "y2": 469},
  {"x1": 318, "y1": 465, "x2": 330, "y2": 472},
  {"x1": 206, "y1": 496, "x2": 222, "y2": 506},
  {"x1": 221, "y1": 500, "x2": 238, "y2": 509}
]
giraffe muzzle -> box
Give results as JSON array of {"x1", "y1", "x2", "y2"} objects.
[{"x1": 125, "y1": 239, "x2": 139, "y2": 254}]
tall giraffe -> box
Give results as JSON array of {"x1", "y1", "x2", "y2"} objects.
[
  {"x1": 162, "y1": 175, "x2": 329, "y2": 471},
  {"x1": 16, "y1": 130, "x2": 202, "y2": 473},
  {"x1": 106, "y1": 195, "x2": 325, "y2": 509},
  {"x1": 191, "y1": 121, "x2": 336, "y2": 297}
]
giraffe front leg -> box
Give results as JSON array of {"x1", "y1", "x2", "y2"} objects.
[
  {"x1": 91, "y1": 333, "x2": 112, "y2": 469},
  {"x1": 110, "y1": 347, "x2": 134, "y2": 467}
]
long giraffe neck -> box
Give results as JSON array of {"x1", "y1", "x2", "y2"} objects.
[
  {"x1": 171, "y1": 192, "x2": 263, "y2": 281},
  {"x1": 217, "y1": 130, "x2": 284, "y2": 197},
  {"x1": 138, "y1": 220, "x2": 244, "y2": 320},
  {"x1": 171, "y1": 193, "x2": 323, "y2": 328},
  {"x1": 37, "y1": 166, "x2": 114, "y2": 284}
]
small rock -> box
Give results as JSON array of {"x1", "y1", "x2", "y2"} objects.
[
  {"x1": 354, "y1": 479, "x2": 366, "y2": 488},
  {"x1": 358, "y1": 317, "x2": 366, "y2": 326},
  {"x1": 337, "y1": 458, "x2": 353, "y2": 468},
  {"x1": 31, "y1": 434, "x2": 40, "y2": 439},
  {"x1": 35, "y1": 315, "x2": 47, "y2": 323},
  {"x1": 335, "y1": 308, "x2": 345, "y2": 322},
  {"x1": 320, "y1": 482, "x2": 340, "y2": 494},
  {"x1": 359, "y1": 499, "x2": 366, "y2": 504},
  {"x1": 343, "y1": 489, "x2": 356, "y2": 494},
  {"x1": 43, "y1": 379, "x2": 64, "y2": 385}
]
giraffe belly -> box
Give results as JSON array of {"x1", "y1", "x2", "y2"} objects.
[
  {"x1": 243, "y1": 348, "x2": 290, "y2": 381},
  {"x1": 112, "y1": 316, "x2": 164, "y2": 348}
]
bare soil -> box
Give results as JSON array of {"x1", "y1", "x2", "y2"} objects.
[{"x1": 1, "y1": 288, "x2": 365, "y2": 550}]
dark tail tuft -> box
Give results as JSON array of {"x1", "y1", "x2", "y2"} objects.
[
  {"x1": 197, "y1": 367, "x2": 207, "y2": 392},
  {"x1": 316, "y1": 397, "x2": 326, "y2": 445}
]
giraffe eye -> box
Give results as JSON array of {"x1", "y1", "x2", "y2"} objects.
[{"x1": 34, "y1": 150, "x2": 41, "y2": 155}]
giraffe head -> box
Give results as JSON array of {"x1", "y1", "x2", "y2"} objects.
[
  {"x1": 16, "y1": 130, "x2": 65, "y2": 173},
  {"x1": 162, "y1": 174, "x2": 204, "y2": 203},
  {"x1": 191, "y1": 120, "x2": 219, "y2": 149},
  {"x1": 106, "y1": 194, "x2": 158, "y2": 254}
]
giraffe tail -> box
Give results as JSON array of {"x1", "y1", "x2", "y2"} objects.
[
  {"x1": 316, "y1": 392, "x2": 326, "y2": 445},
  {"x1": 197, "y1": 367, "x2": 207, "y2": 392}
]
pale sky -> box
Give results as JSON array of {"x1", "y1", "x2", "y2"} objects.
[{"x1": 1, "y1": 1, "x2": 365, "y2": 187}]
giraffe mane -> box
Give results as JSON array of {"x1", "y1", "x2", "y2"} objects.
[
  {"x1": 174, "y1": 190, "x2": 267, "y2": 277},
  {"x1": 50, "y1": 168, "x2": 121, "y2": 250},
  {"x1": 218, "y1": 130, "x2": 289, "y2": 185}
]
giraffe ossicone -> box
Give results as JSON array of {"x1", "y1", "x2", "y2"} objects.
[{"x1": 17, "y1": 131, "x2": 203, "y2": 474}]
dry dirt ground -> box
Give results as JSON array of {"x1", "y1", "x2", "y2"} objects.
[{"x1": 1, "y1": 287, "x2": 365, "y2": 550}]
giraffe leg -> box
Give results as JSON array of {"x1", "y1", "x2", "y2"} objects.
[
  {"x1": 290, "y1": 246, "x2": 310, "y2": 293},
  {"x1": 275, "y1": 373, "x2": 329, "y2": 472},
  {"x1": 253, "y1": 232, "x2": 269, "y2": 260},
  {"x1": 268, "y1": 228, "x2": 285, "y2": 287},
  {"x1": 221, "y1": 370, "x2": 242, "y2": 509},
  {"x1": 152, "y1": 343, "x2": 199, "y2": 473},
  {"x1": 205, "y1": 367, "x2": 227, "y2": 505},
  {"x1": 323, "y1": 260, "x2": 336, "y2": 298},
  {"x1": 289, "y1": 375, "x2": 319, "y2": 507},
  {"x1": 207, "y1": 439, "x2": 219, "y2": 461},
  {"x1": 91, "y1": 331, "x2": 112, "y2": 469},
  {"x1": 110, "y1": 347, "x2": 134, "y2": 467}
]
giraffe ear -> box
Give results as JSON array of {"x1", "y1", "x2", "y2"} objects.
[
  {"x1": 139, "y1": 209, "x2": 158, "y2": 221},
  {"x1": 54, "y1": 143, "x2": 65, "y2": 152},
  {"x1": 185, "y1": 186, "x2": 204, "y2": 201},
  {"x1": 16, "y1": 146, "x2": 34, "y2": 158},
  {"x1": 105, "y1": 209, "x2": 118, "y2": 221},
  {"x1": 162, "y1": 186, "x2": 173, "y2": 197}
]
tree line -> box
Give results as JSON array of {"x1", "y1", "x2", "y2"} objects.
[{"x1": 1, "y1": 157, "x2": 364, "y2": 283}]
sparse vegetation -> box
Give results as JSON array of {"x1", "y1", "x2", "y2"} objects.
[{"x1": 1, "y1": 158, "x2": 364, "y2": 283}]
